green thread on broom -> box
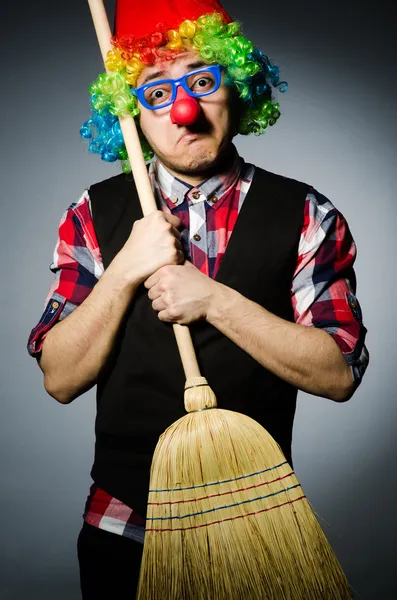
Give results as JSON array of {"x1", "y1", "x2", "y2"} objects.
[
  {"x1": 148, "y1": 471, "x2": 295, "y2": 505},
  {"x1": 147, "y1": 483, "x2": 302, "y2": 521},
  {"x1": 145, "y1": 495, "x2": 307, "y2": 532},
  {"x1": 149, "y1": 460, "x2": 289, "y2": 492}
]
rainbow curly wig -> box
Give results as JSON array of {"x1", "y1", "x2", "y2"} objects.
[{"x1": 80, "y1": 9, "x2": 287, "y2": 173}]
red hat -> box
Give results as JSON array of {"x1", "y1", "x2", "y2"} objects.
[{"x1": 114, "y1": 0, "x2": 233, "y2": 49}]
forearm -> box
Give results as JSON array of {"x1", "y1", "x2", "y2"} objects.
[
  {"x1": 40, "y1": 260, "x2": 139, "y2": 404},
  {"x1": 207, "y1": 283, "x2": 355, "y2": 402}
]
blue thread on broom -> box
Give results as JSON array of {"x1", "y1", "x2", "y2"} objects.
[
  {"x1": 145, "y1": 495, "x2": 307, "y2": 532},
  {"x1": 146, "y1": 483, "x2": 302, "y2": 520},
  {"x1": 149, "y1": 460, "x2": 289, "y2": 493},
  {"x1": 148, "y1": 471, "x2": 295, "y2": 506}
]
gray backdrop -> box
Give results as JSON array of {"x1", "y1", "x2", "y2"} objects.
[{"x1": 1, "y1": 0, "x2": 395, "y2": 598}]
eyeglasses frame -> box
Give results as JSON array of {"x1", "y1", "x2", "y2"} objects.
[{"x1": 131, "y1": 64, "x2": 223, "y2": 111}]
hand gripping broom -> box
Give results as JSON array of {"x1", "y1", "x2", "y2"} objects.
[{"x1": 87, "y1": 1, "x2": 353, "y2": 598}]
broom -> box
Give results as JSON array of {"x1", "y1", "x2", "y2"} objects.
[{"x1": 87, "y1": 1, "x2": 354, "y2": 598}]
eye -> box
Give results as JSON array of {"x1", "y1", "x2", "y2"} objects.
[
  {"x1": 192, "y1": 76, "x2": 213, "y2": 90},
  {"x1": 145, "y1": 85, "x2": 172, "y2": 106},
  {"x1": 150, "y1": 88, "x2": 165, "y2": 99},
  {"x1": 187, "y1": 71, "x2": 217, "y2": 96}
]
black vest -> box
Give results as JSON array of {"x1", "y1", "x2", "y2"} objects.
[{"x1": 89, "y1": 166, "x2": 309, "y2": 517}]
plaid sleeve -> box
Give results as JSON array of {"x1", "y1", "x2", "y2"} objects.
[
  {"x1": 27, "y1": 191, "x2": 103, "y2": 358},
  {"x1": 291, "y1": 189, "x2": 369, "y2": 387}
]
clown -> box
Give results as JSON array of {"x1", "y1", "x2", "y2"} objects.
[
  {"x1": 27, "y1": 0, "x2": 369, "y2": 597},
  {"x1": 80, "y1": 0, "x2": 286, "y2": 172}
]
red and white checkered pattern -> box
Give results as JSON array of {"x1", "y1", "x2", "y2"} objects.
[{"x1": 28, "y1": 153, "x2": 369, "y2": 538}]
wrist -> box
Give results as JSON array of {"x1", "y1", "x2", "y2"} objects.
[
  {"x1": 105, "y1": 254, "x2": 143, "y2": 292},
  {"x1": 206, "y1": 282, "x2": 241, "y2": 325}
]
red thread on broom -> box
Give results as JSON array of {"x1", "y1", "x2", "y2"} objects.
[
  {"x1": 145, "y1": 494, "x2": 307, "y2": 532},
  {"x1": 148, "y1": 471, "x2": 295, "y2": 506}
]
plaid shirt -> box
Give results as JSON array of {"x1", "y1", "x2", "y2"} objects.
[{"x1": 27, "y1": 153, "x2": 369, "y2": 543}]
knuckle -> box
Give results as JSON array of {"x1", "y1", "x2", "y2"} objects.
[
  {"x1": 168, "y1": 307, "x2": 179, "y2": 319},
  {"x1": 150, "y1": 211, "x2": 162, "y2": 224},
  {"x1": 132, "y1": 219, "x2": 141, "y2": 230}
]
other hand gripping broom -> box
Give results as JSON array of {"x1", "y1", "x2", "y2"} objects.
[{"x1": 87, "y1": 1, "x2": 353, "y2": 598}]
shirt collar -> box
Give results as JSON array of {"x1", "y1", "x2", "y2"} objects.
[{"x1": 148, "y1": 146, "x2": 243, "y2": 211}]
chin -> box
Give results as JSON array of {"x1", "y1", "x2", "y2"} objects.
[
  {"x1": 166, "y1": 143, "x2": 224, "y2": 175},
  {"x1": 183, "y1": 153, "x2": 217, "y2": 173}
]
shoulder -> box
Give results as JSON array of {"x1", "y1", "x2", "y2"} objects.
[
  {"x1": 58, "y1": 190, "x2": 91, "y2": 234},
  {"x1": 298, "y1": 189, "x2": 355, "y2": 256},
  {"x1": 304, "y1": 188, "x2": 338, "y2": 218},
  {"x1": 302, "y1": 189, "x2": 350, "y2": 239},
  {"x1": 250, "y1": 164, "x2": 312, "y2": 197},
  {"x1": 88, "y1": 172, "x2": 134, "y2": 198},
  {"x1": 248, "y1": 163, "x2": 343, "y2": 221}
]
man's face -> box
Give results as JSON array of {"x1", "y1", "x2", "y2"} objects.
[{"x1": 136, "y1": 49, "x2": 236, "y2": 180}]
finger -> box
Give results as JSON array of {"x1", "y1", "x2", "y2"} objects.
[
  {"x1": 147, "y1": 284, "x2": 162, "y2": 300},
  {"x1": 144, "y1": 271, "x2": 160, "y2": 289},
  {"x1": 164, "y1": 213, "x2": 182, "y2": 229},
  {"x1": 158, "y1": 309, "x2": 172, "y2": 322},
  {"x1": 152, "y1": 297, "x2": 166, "y2": 312},
  {"x1": 170, "y1": 226, "x2": 182, "y2": 240},
  {"x1": 174, "y1": 238, "x2": 183, "y2": 251}
]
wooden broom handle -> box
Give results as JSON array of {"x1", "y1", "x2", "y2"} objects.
[{"x1": 87, "y1": 0, "x2": 202, "y2": 380}]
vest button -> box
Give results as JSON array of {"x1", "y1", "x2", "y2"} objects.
[
  {"x1": 192, "y1": 191, "x2": 201, "y2": 200},
  {"x1": 193, "y1": 234, "x2": 201, "y2": 241},
  {"x1": 211, "y1": 195, "x2": 218, "y2": 203}
]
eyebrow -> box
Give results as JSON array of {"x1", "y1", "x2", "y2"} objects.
[{"x1": 140, "y1": 60, "x2": 210, "y2": 86}]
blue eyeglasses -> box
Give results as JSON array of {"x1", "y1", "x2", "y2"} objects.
[{"x1": 132, "y1": 64, "x2": 223, "y2": 110}]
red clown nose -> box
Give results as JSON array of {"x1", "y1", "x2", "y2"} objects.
[{"x1": 170, "y1": 96, "x2": 201, "y2": 125}]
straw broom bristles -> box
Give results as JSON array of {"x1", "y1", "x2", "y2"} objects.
[{"x1": 137, "y1": 378, "x2": 353, "y2": 599}]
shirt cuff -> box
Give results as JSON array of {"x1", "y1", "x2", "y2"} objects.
[
  {"x1": 323, "y1": 326, "x2": 369, "y2": 389},
  {"x1": 27, "y1": 294, "x2": 66, "y2": 358}
]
